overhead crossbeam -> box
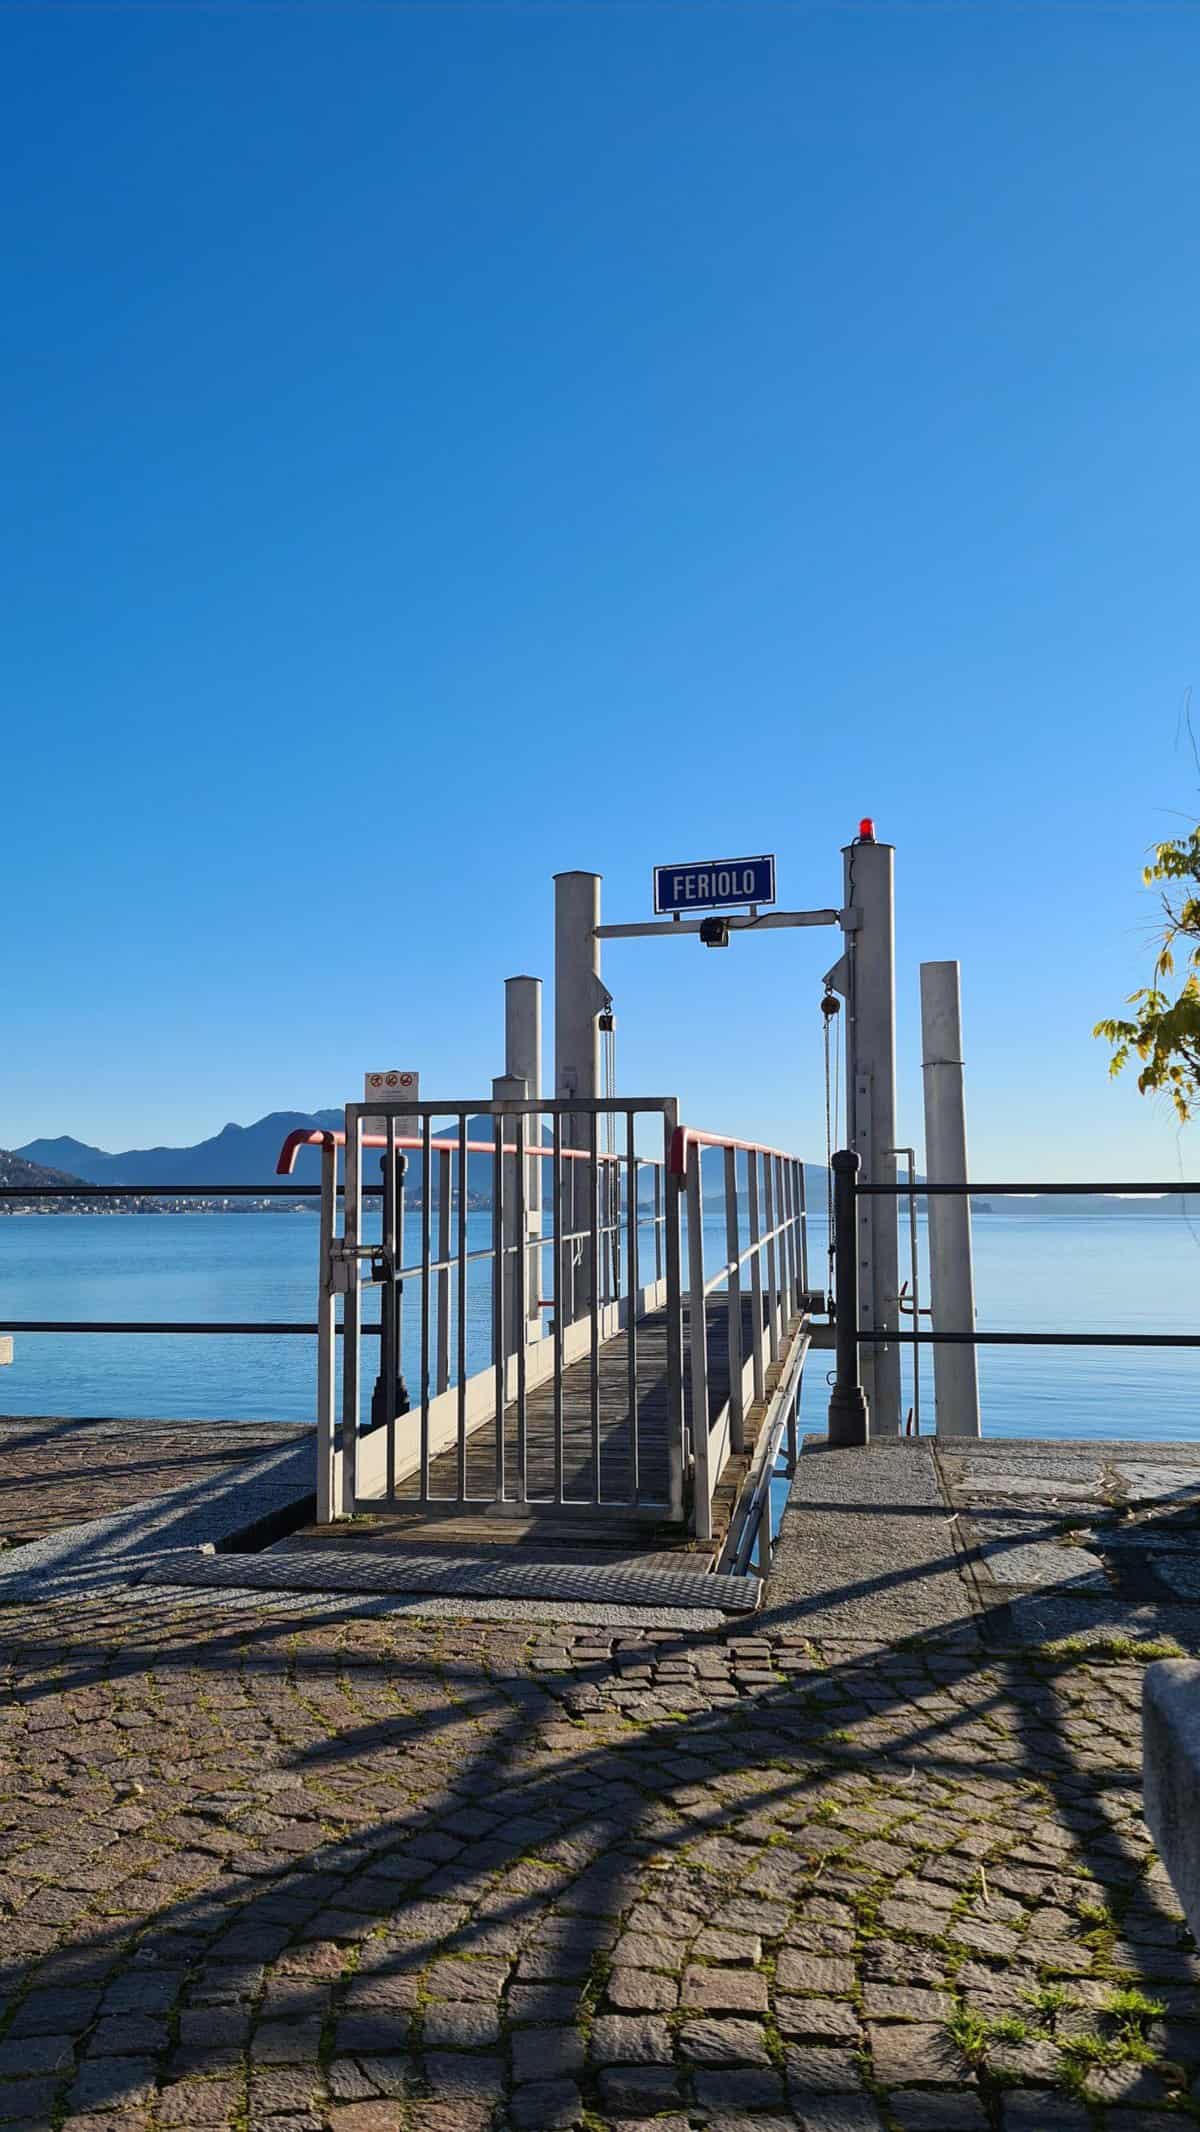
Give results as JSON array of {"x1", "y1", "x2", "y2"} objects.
[{"x1": 595, "y1": 907, "x2": 856, "y2": 940}]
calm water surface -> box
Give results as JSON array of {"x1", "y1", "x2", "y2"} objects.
[{"x1": 0, "y1": 1211, "x2": 1195, "y2": 1445}]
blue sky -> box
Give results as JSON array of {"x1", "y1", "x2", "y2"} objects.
[{"x1": 2, "y1": 1, "x2": 1198, "y2": 1179}]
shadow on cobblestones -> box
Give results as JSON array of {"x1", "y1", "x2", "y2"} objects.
[{"x1": 0, "y1": 1583, "x2": 1194, "y2": 2132}]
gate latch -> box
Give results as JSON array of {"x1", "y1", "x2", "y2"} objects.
[{"x1": 328, "y1": 1240, "x2": 385, "y2": 1294}]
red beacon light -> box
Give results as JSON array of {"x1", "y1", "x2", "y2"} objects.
[{"x1": 857, "y1": 817, "x2": 876, "y2": 842}]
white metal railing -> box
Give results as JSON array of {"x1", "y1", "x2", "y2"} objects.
[
  {"x1": 281, "y1": 1104, "x2": 813, "y2": 1549},
  {"x1": 671, "y1": 1126, "x2": 812, "y2": 1542},
  {"x1": 281, "y1": 1098, "x2": 683, "y2": 1525}
]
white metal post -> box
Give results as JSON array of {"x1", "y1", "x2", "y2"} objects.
[
  {"x1": 920, "y1": 960, "x2": 982, "y2": 1438},
  {"x1": 724, "y1": 1145, "x2": 744, "y2": 1454},
  {"x1": 843, "y1": 833, "x2": 901, "y2": 1434},
  {"x1": 763, "y1": 1155, "x2": 780, "y2": 1362},
  {"x1": 662, "y1": 1099, "x2": 685, "y2": 1526},
  {"x1": 492, "y1": 1074, "x2": 527, "y2": 1362},
  {"x1": 506, "y1": 975, "x2": 543, "y2": 1343},
  {"x1": 686, "y1": 1139, "x2": 712, "y2": 1540},
  {"x1": 316, "y1": 1138, "x2": 339, "y2": 1523},
  {"x1": 554, "y1": 871, "x2": 602, "y2": 1325},
  {"x1": 436, "y1": 1147, "x2": 451, "y2": 1395},
  {"x1": 341, "y1": 1107, "x2": 363, "y2": 1510},
  {"x1": 747, "y1": 1152, "x2": 765, "y2": 1405}
]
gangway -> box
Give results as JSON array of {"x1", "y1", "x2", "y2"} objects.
[{"x1": 275, "y1": 1098, "x2": 815, "y2": 1600}]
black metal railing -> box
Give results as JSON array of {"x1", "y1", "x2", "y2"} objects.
[
  {"x1": 827, "y1": 1152, "x2": 1200, "y2": 1443},
  {"x1": 0, "y1": 1183, "x2": 384, "y2": 1339}
]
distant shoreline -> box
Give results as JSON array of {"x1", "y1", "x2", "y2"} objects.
[
  {"x1": 0, "y1": 1196, "x2": 494, "y2": 1217},
  {"x1": 0, "y1": 1200, "x2": 319, "y2": 1216}
]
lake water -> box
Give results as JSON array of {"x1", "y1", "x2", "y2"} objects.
[{"x1": 0, "y1": 1211, "x2": 1195, "y2": 1447}]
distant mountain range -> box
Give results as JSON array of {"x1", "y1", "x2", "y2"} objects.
[
  {"x1": 15, "y1": 1111, "x2": 344, "y2": 1189},
  {"x1": 7, "y1": 1116, "x2": 1196, "y2": 1219},
  {"x1": 0, "y1": 1148, "x2": 93, "y2": 1194},
  {"x1": 0, "y1": 1143, "x2": 315, "y2": 1215}
]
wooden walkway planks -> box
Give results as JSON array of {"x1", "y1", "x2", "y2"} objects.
[{"x1": 384, "y1": 1292, "x2": 775, "y2": 1512}]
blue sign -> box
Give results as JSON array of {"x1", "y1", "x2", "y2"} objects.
[{"x1": 653, "y1": 854, "x2": 776, "y2": 915}]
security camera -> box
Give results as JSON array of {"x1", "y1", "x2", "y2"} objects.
[{"x1": 700, "y1": 917, "x2": 730, "y2": 948}]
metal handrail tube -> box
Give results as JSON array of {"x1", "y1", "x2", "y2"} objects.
[
  {"x1": 864, "y1": 1330, "x2": 1200, "y2": 1348},
  {"x1": 698, "y1": 1219, "x2": 793, "y2": 1301},
  {"x1": 855, "y1": 1180, "x2": 1200, "y2": 1195},
  {"x1": 391, "y1": 1215, "x2": 626, "y2": 1284},
  {"x1": 0, "y1": 1319, "x2": 327, "y2": 1335},
  {"x1": 726, "y1": 1216, "x2": 795, "y2": 1274},
  {"x1": 668, "y1": 1125, "x2": 809, "y2": 1174},
  {"x1": 277, "y1": 1126, "x2": 667, "y2": 1178}
]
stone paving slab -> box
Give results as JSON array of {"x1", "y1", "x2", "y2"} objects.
[
  {"x1": 771, "y1": 1437, "x2": 1200, "y2": 1653},
  {"x1": 0, "y1": 1417, "x2": 311, "y2": 1546},
  {"x1": 937, "y1": 1438, "x2": 1200, "y2": 1653},
  {"x1": 0, "y1": 1436, "x2": 315, "y2": 1604},
  {"x1": 768, "y1": 1443, "x2": 976, "y2": 1637}
]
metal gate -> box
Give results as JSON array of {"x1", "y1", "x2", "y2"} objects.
[{"x1": 322, "y1": 1095, "x2": 685, "y2": 1523}]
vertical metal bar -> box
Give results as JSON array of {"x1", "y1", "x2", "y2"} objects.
[
  {"x1": 906, "y1": 1148, "x2": 920, "y2": 1435},
  {"x1": 514, "y1": 1108, "x2": 528, "y2": 1503},
  {"x1": 396, "y1": 1124, "x2": 406, "y2": 1446},
  {"x1": 436, "y1": 1146, "x2": 451, "y2": 1396},
  {"x1": 757, "y1": 1475, "x2": 773, "y2": 1578},
  {"x1": 589, "y1": 1109, "x2": 601, "y2": 1504},
  {"x1": 341, "y1": 1109, "x2": 362, "y2": 1511},
  {"x1": 654, "y1": 1164, "x2": 663, "y2": 1284},
  {"x1": 772, "y1": 1156, "x2": 785, "y2": 1323},
  {"x1": 781, "y1": 1155, "x2": 798, "y2": 1320},
  {"x1": 493, "y1": 1109, "x2": 506, "y2": 1502},
  {"x1": 552, "y1": 1108, "x2": 564, "y2": 1504},
  {"x1": 787, "y1": 1379, "x2": 799, "y2": 1471},
  {"x1": 382, "y1": 1115, "x2": 396, "y2": 1502},
  {"x1": 420, "y1": 1114, "x2": 432, "y2": 1495},
  {"x1": 662, "y1": 1103, "x2": 684, "y2": 1524},
  {"x1": 763, "y1": 1152, "x2": 779, "y2": 1363},
  {"x1": 686, "y1": 1138, "x2": 712, "y2": 1541},
  {"x1": 797, "y1": 1158, "x2": 809, "y2": 1297},
  {"x1": 724, "y1": 1145, "x2": 744, "y2": 1455},
  {"x1": 316, "y1": 1138, "x2": 337, "y2": 1524},
  {"x1": 828, "y1": 1149, "x2": 869, "y2": 1444},
  {"x1": 527, "y1": 1112, "x2": 541, "y2": 1352},
  {"x1": 625, "y1": 1110, "x2": 639, "y2": 1504},
  {"x1": 611, "y1": 1140, "x2": 621, "y2": 1307},
  {"x1": 456, "y1": 1112, "x2": 468, "y2": 1503},
  {"x1": 747, "y1": 1151, "x2": 765, "y2": 1406},
  {"x1": 775, "y1": 1154, "x2": 789, "y2": 1321}
]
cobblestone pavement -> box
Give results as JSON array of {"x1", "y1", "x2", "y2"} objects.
[
  {"x1": 0, "y1": 1586, "x2": 1195, "y2": 2132},
  {"x1": 0, "y1": 1422, "x2": 311, "y2": 1549}
]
